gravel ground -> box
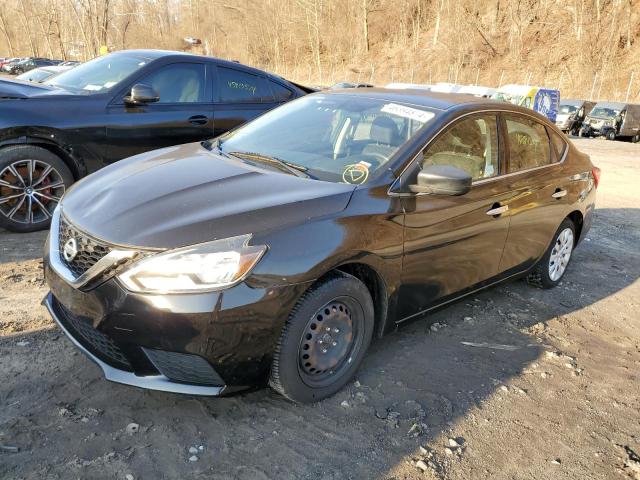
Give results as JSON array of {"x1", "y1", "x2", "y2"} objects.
[{"x1": 0, "y1": 138, "x2": 639, "y2": 480}]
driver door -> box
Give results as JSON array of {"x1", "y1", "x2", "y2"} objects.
[
  {"x1": 397, "y1": 113, "x2": 511, "y2": 320},
  {"x1": 103, "y1": 62, "x2": 214, "y2": 166}
]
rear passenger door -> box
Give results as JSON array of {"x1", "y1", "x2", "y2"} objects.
[
  {"x1": 212, "y1": 66, "x2": 292, "y2": 137},
  {"x1": 497, "y1": 113, "x2": 570, "y2": 273}
]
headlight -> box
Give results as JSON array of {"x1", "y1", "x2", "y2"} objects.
[
  {"x1": 117, "y1": 234, "x2": 266, "y2": 294},
  {"x1": 604, "y1": 120, "x2": 613, "y2": 126}
]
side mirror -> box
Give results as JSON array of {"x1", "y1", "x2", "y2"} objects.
[
  {"x1": 410, "y1": 165, "x2": 472, "y2": 196},
  {"x1": 125, "y1": 84, "x2": 159, "y2": 105}
]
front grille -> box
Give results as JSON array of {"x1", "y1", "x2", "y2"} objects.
[
  {"x1": 54, "y1": 298, "x2": 132, "y2": 371},
  {"x1": 143, "y1": 348, "x2": 224, "y2": 386},
  {"x1": 58, "y1": 217, "x2": 112, "y2": 277}
]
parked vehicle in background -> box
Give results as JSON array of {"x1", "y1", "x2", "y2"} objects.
[
  {"x1": 6, "y1": 58, "x2": 62, "y2": 75},
  {"x1": 0, "y1": 49, "x2": 311, "y2": 232},
  {"x1": 555, "y1": 99, "x2": 595, "y2": 135},
  {"x1": 385, "y1": 83, "x2": 432, "y2": 90},
  {"x1": 492, "y1": 84, "x2": 560, "y2": 122},
  {"x1": 456, "y1": 85, "x2": 497, "y2": 98},
  {"x1": 1, "y1": 57, "x2": 23, "y2": 72},
  {"x1": 579, "y1": 102, "x2": 640, "y2": 142},
  {"x1": 329, "y1": 82, "x2": 373, "y2": 89},
  {"x1": 16, "y1": 65, "x2": 74, "y2": 83},
  {"x1": 42, "y1": 89, "x2": 599, "y2": 403},
  {"x1": 59, "y1": 61, "x2": 81, "y2": 67}
]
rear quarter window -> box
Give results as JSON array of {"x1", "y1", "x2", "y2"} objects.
[
  {"x1": 270, "y1": 81, "x2": 294, "y2": 102},
  {"x1": 548, "y1": 128, "x2": 567, "y2": 162}
]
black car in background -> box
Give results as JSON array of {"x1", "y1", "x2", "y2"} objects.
[
  {"x1": 5, "y1": 57, "x2": 62, "y2": 75},
  {"x1": 43, "y1": 90, "x2": 599, "y2": 403},
  {"x1": 0, "y1": 50, "x2": 311, "y2": 232}
]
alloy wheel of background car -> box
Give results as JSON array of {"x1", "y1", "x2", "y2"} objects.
[
  {"x1": 0, "y1": 146, "x2": 73, "y2": 233},
  {"x1": 270, "y1": 272, "x2": 374, "y2": 403},
  {"x1": 526, "y1": 218, "x2": 576, "y2": 289}
]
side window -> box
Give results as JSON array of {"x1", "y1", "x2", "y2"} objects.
[
  {"x1": 422, "y1": 115, "x2": 499, "y2": 180},
  {"x1": 270, "y1": 81, "x2": 294, "y2": 102},
  {"x1": 217, "y1": 67, "x2": 274, "y2": 103},
  {"x1": 548, "y1": 128, "x2": 567, "y2": 162},
  {"x1": 505, "y1": 114, "x2": 551, "y2": 172},
  {"x1": 137, "y1": 63, "x2": 205, "y2": 103}
]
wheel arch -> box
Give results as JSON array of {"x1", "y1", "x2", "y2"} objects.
[
  {"x1": 0, "y1": 136, "x2": 83, "y2": 180},
  {"x1": 566, "y1": 210, "x2": 584, "y2": 243},
  {"x1": 327, "y1": 261, "x2": 389, "y2": 339}
]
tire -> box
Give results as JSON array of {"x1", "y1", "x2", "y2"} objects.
[
  {"x1": 632, "y1": 134, "x2": 640, "y2": 144},
  {"x1": 526, "y1": 218, "x2": 576, "y2": 289},
  {"x1": 269, "y1": 272, "x2": 374, "y2": 403},
  {"x1": 0, "y1": 145, "x2": 73, "y2": 233},
  {"x1": 606, "y1": 129, "x2": 616, "y2": 141}
]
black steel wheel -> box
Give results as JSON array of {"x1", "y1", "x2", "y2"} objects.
[
  {"x1": 0, "y1": 145, "x2": 73, "y2": 232},
  {"x1": 270, "y1": 272, "x2": 374, "y2": 403}
]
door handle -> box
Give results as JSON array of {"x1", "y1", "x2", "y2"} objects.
[
  {"x1": 188, "y1": 115, "x2": 208, "y2": 125},
  {"x1": 552, "y1": 189, "x2": 567, "y2": 199},
  {"x1": 486, "y1": 204, "x2": 508, "y2": 216}
]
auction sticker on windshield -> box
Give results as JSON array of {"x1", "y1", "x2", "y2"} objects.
[{"x1": 381, "y1": 103, "x2": 435, "y2": 123}]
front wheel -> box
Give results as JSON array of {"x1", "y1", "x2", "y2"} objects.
[
  {"x1": 606, "y1": 129, "x2": 617, "y2": 141},
  {"x1": 269, "y1": 272, "x2": 374, "y2": 403},
  {"x1": 526, "y1": 218, "x2": 576, "y2": 289},
  {"x1": 0, "y1": 145, "x2": 73, "y2": 233}
]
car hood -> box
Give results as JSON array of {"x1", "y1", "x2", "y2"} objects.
[
  {"x1": 60, "y1": 143, "x2": 357, "y2": 249},
  {"x1": 0, "y1": 78, "x2": 67, "y2": 99}
]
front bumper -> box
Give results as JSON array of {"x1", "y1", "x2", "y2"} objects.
[
  {"x1": 44, "y1": 252, "x2": 311, "y2": 395},
  {"x1": 43, "y1": 293, "x2": 225, "y2": 396}
]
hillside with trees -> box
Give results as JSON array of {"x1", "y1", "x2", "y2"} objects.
[{"x1": 0, "y1": 0, "x2": 638, "y2": 101}]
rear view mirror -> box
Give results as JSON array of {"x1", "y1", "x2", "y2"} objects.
[
  {"x1": 410, "y1": 165, "x2": 472, "y2": 196},
  {"x1": 125, "y1": 84, "x2": 159, "y2": 105}
]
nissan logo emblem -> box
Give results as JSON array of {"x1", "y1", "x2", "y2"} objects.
[{"x1": 63, "y1": 238, "x2": 78, "y2": 262}]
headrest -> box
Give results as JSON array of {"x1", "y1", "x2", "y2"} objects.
[{"x1": 370, "y1": 116, "x2": 399, "y2": 145}]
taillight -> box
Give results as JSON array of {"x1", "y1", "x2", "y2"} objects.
[{"x1": 591, "y1": 167, "x2": 601, "y2": 188}]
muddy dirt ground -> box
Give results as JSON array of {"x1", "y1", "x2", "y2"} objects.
[{"x1": 0, "y1": 138, "x2": 639, "y2": 480}]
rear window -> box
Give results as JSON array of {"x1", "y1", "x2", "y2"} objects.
[{"x1": 217, "y1": 67, "x2": 274, "y2": 103}]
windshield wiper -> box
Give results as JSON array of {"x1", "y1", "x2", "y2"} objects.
[{"x1": 227, "y1": 151, "x2": 312, "y2": 178}]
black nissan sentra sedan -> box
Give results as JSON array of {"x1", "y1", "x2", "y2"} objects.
[
  {"x1": 43, "y1": 90, "x2": 599, "y2": 403},
  {"x1": 0, "y1": 50, "x2": 310, "y2": 232}
]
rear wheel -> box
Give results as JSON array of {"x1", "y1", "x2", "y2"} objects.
[
  {"x1": 632, "y1": 134, "x2": 640, "y2": 143},
  {"x1": 0, "y1": 146, "x2": 73, "y2": 232},
  {"x1": 269, "y1": 272, "x2": 374, "y2": 403},
  {"x1": 526, "y1": 218, "x2": 576, "y2": 289}
]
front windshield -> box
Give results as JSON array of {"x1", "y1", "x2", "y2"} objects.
[
  {"x1": 559, "y1": 104, "x2": 578, "y2": 114},
  {"x1": 589, "y1": 107, "x2": 620, "y2": 118},
  {"x1": 45, "y1": 53, "x2": 150, "y2": 94},
  {"x1": 218, "y1": 95, "x2": 437, "y2": 184},
  {"x1": 491, "y1": 92, "x2": 523, "y2": 105}
]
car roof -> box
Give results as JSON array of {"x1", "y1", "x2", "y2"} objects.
[
  {"x1": 320, "y1": 87, "x2": 513, "y2": 111},
  {"x1": 109, "y1": 49, "x2": 288, "y2": 82}
]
